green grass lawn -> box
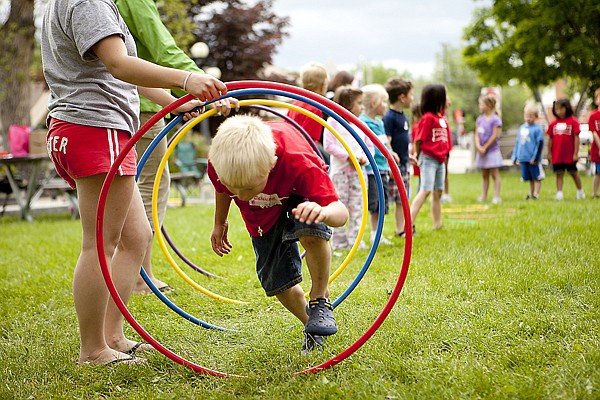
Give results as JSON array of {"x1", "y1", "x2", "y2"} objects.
[{"x1": 1, "y1": 171, "x2": 599, "y2": 399}]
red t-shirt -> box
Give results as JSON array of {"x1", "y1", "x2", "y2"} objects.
[
  {"x1": 546, "y1": 116, "x2": 580, "y2": 164},
  {"x1": 208, "y1": 121, "x2": 339, "y2": 237},
  {"x1": 414, "y1": 112, "x2": 451, "y2": 163},
  {"x1": 588, "y1": 109, "x2": 600, "y2": 163},
  {"x1": 411, "y1": 123, "x2": 420, "y2": 177},
  {"x1": 286, "y1": 100, "x2": 324, "y2": 142}
]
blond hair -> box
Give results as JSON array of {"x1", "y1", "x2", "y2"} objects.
[
  {"x1": 208, "y1": 115, "x2": 276, "y2": 188},
  {"x1": 300, "y1": 62, "x2": 329, "y2": 93},
  {"x1": 361, "y1": 84, "x2": 388, "y2": 114},
  {"x1": 523, "y1": 102, "x2": 539, "y2": 117}
]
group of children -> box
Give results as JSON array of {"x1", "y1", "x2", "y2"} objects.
[{"x1": 40, "y1": 0, "x2": 598, "y2": 365}]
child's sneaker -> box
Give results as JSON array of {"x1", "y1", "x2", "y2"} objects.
[
  {"x1": 492, "y1": 197, "x2": 501, "y2": 205},
  {"x1": 305, "y1": 298, "x2": 337, "y2": 336},
  {"x1": 576, "y1": 190, "x2": 586, "y2": 200},
  {"x1": 554, "y1": 191, "x2": 564, "y2": 201},
  {"x1": 301, "y1": 332, "x2": 324, "y2": 356},
  {"x1": 441, "y1": 193, "x2": 452, "y2": 203}
]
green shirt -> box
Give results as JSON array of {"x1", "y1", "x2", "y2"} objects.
[{"x1": 114, "y1": 0, "x2": 203, "y2": 113}]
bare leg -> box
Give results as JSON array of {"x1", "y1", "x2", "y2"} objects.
[
  {"x1": 556, "y1": 171, "x2": 565, "y2": 192},
  {"x1": 300, "y1": 235, "x2": 331, "y2": 301},
  {"x1": 394, "y1": 202, "x2": 405, "y2": 234},
  {"x1": 570, "y1": 171, "x2": 583, "y2": 190},
  {"x1": 431, "y1": 189, "x2": 443, "y2": 229},
  {"x1": 410, "y1": 189, "x2": 431, "y2": 227},
  {"x1": 491, "y1": 168, "x2": 501, "y2": 199},
  {"x1": 481, "y1": 169, "x2": 490, "y2": 200},
  {"x1": 533, "y1": 180, "x2": 541, "y2": 196},
  {"x1": 276, "y1": 285, "x2": 309, "y2": 325},
  {"x1": 594, "y1": 174, "x2": 600, "y2": 197},
  {"x1": 74, "y1": 175, "x2": 151, "y2": 365}
]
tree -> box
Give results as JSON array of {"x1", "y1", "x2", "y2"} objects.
[
  {"x1": 187, "y1": 0, "x2": 289, "y2": 82},
  {"x1": 0, "y1": 0, "x2": 35, "y2": 150},
  {"x1": 463, "y1": 0, "x2": 600, "y2": 117}
]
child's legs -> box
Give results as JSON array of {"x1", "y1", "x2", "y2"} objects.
[
  {"x1": 555, "y1": 171, "x2": 565, "y2": 191},
  {"x1": 431, "y1": 190, "x2": 443, "y2": 228},
  {"x1": 74, "y1": 174, "x2": 150, "y2": 360},
  {"x1": 275, "y1": 285, "x2": 309, "y2": 325},
  {"x1": 410, "y1": 189, "x2": 430, "y2": 223},
  {"x1": 345, "y1": 172, "x2": 365, "y2": 243},
  {"x1": 490, "y1": 167, "x2": 501, "y2": 197},
  {"x1": 568, "y1": 170, "x2": 583, "y2": 190},
  {"x1": 534, "y1": 180, "x2": 542, "y2": 195},
  {"x1": 594, "y1": 167, "x2": 600, "y2": 196},
  {"x1": 330, "y1": 171, "x2": 352, "y2": 248},
  {"x1": 528, "y1": 180, "x2": 535, "y2": 195},
  {"x1": 300, "y1": 235, "x2": 331, "y2": 301},
  {"x1": 104, "y1": 185, "x2": 152, "y2": 348},
  {"x1": 481, "y1": 168, "x2": 490, "y2": 198}
]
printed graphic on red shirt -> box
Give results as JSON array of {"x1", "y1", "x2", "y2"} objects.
[{"x1": 249, "y1": 193, "x2": 288, "y2": 208}]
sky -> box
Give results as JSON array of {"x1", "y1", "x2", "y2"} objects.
[{"x1": 271, "y1": 0, "x2": 491, "y2": 78}]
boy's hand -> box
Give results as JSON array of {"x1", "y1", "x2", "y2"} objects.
[
  {"x1": 185, "y1": 73, "x2": 227, "y2": 102},
  {"x1": 292, "y1": 201, "x2": 327, "y2": 225},
  {"x1": 173, "y1": 99, "x2": 205, "y2": 121},
  {"x1": 211, "y1": 98, "x2": 240, "y2": 116},
  {"x1": 211, "y1": 221, "x2": 232, "y2": 257}
]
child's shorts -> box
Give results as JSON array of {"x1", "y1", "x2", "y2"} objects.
[
  {"x1": 418, "y1": 154, "x2": 445, "y2": 191},
  {"x1": 595, "y1": 163, "x2": 600, "y2": 175},
  {"x1": 368, "y1": 172, "x2": 390, "y2": 214},
  {"x1": 388, "y1": 162, "x2": 410, "y2": 204},
  {"x1": 47, "y1": 118, "x2": 137, "y2": 188},
  {"x1": 552, "y1": 163, "x2": 578, "y2": 173},
  {"x1": 520, "y1": 163, "x2": 544, "y2": 181},
  {"x1": 251, "y1": 196, "x2": 332, "y2": 297}
]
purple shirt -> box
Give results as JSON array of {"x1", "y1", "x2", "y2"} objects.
[{"x1": 476, "y1": 114, "x2": 502, "y2": 152}]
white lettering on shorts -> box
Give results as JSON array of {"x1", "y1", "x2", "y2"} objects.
[{"x1": 47, "y1": 135, "x2": 69, "y2": 155}]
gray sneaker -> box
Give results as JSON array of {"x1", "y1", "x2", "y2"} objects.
[{"x1": 301, "y1": 332, "x2": 324, "y2": 356}]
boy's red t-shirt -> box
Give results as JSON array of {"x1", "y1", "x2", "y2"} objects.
[
  {"x1": 286, "y1": 100, "x2": 324, "y2": 143},
  {"x1": 588, "y1": 109, "x2": 600, "y2": 163},
  {"x1": 546, "y1": 116, "x2": 580, "y2": 164},
  {"x1": 414, "y1": 112, "x2": 451, "y2": 163},
  {"x1": 208, "y1": 121, "x2": 338, "y2": 237}
]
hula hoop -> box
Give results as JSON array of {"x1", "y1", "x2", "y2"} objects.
[
  {"x1": 137, "y1": 114, "x2": 220, "y2": 279},
  {"x1": 97, "y1": 81, "x2": 411, "y2": 376}
]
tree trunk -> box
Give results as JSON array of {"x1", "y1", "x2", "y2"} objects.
[{"x1": 0, "y1": 0, "x2": 35, "y2": 152}]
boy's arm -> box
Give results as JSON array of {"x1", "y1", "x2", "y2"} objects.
[
  {"x1": 573, "y1": 135, "x2": 581, "y2": 163},
  {"x1": 291, "y1": 200, "x2": 348, "y2": 228},
  {"x1": 594, "y1": 131, "x2": 600, "y2": 157},
  {"x1": 211, "y1": 191, "x2": 233, "y2": 257}
]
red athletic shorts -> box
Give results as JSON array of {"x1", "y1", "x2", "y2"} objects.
[{"x1": 47, "y1": 118, "x2": 138, "y2": 188}]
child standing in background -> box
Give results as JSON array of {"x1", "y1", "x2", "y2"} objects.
[
  {"x1": 359, "y1": 84, "x2": 399, "y2": 245},
  {"x1": 383, "y1": 77, "x2": 414, "y2": 237},
  {"x1": 587, "y1": 88, "x2": 600, "y2": 198},
  {"x1": 410, "y1": 84, "x2": 451, "y2": 233},
  {"x1": 410, "y1": 103, "x2": 422, "y2": 192},
  {"x1": 512, "y1": 103, "x2": 545, "y2": 199},
  {"x1": 547, "y1": 99, "x2": 586, "y2": 200},
  {"x1": 323, "y1": 86, "x2": 373, "y2": 251},
  {"x1": 287, "y1": 62, "x2": 330, "y2": 163},
  {"x1": 475, "y1": 95, "x2": 503, "y2": 204}
]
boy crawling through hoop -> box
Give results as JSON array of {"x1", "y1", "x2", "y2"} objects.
[{"x1": 207, "y1": 115, "x2": 349, "y2": 354}]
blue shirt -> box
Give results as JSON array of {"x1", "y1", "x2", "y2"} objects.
[
  {"x1": 360, "y1": 114, "x2": 390, "y2": 173},
  {"x1": 383, "y1": 108, "x2": 410, "y2": 165},
  {"x1": 512, "y1": 122, "x2": 544, "y2": 163}
]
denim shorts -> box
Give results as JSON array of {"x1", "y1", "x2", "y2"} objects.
[
  {"x1": 367, "y1": 172, "x2": 389, "y2": 214},
  {"x1": 251, "y1": 196, "x2": 332, "y2": 296},
  {"x1": 418, "y1": 154, "x2": 445, "y2": 191},
  {"x1": 520, "y1": 162, "x2": 544, "y2": 181}
]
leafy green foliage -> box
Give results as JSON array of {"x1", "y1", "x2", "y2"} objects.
[{"x1": 463, "y1": 0, "x2": 600, "y2": 89}]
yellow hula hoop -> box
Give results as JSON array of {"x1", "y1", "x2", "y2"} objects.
[{"x1": 153, "y1": 99, "x2": 368, "y2": 304}]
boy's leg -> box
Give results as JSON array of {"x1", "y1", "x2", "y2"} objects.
[
  {"x1": 570, "y1": 170, "x2": 583, "y2": 190},
  {"x1": 556, "y1": 171, "x2": 565, "y2": 192},
  {"x1": 74, "y1": 175, "x2": 150, "y2": 364},
  {"x1": 431, "y1": 190, "x2": 443, "y2": 229},
  {"x1": 593, "y1": 172, "x2": 600, "y2": 197},
  {"x1": 275, "y1": 285, "x2": 309, "y2": 325}
]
